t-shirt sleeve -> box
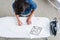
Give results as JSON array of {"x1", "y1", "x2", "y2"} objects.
[{"x1": 28, "y1": 0, "x2": 37, "y2": 10}]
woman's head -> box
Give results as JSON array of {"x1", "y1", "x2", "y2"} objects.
[
  {"x1": 15, "y1": 0, "x2": 30, "y2": 13},
  {"x1": 15, "y1": 0, "x2": 25, "y2": 2},
  {"x1": 19, "y1": 2, "x2": 30, "y2": 13}
]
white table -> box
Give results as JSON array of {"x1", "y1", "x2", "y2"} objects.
[{"x1": 0, "y1": 17, "x2": 50, "y2": 39}]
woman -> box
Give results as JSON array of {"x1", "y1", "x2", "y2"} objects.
[{"x1": 12, "y1": 0, "x2": 37, "y2": 26}]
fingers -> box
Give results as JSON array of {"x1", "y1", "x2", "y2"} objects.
[
  {"x1": 18, "y1": 21, "x2": 23, "y2": 26},
  {"x1": 27, "y1": 19, "x2": 32, "y2": 25},
  {"x1": 27, "y1": 21, "x2": 31, "y2": 25}
]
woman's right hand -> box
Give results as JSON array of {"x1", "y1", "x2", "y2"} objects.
[
  {"x1": 15, "y1": 14, "x2": 23, "y2": 26},
  {"x1": 18, "y1": 21, "x2": 23, "y2": 26}
]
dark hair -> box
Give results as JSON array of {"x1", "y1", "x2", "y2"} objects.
[
  {"x1": 15, "y1": 0, "x2": 25, "y2": 2},
  {"x1": 14, "y1": 0, "x2": 30, "y2": 13}
]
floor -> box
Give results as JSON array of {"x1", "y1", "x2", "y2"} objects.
[{"x1": 0, "y1": 0, "x2": 60, "y2": 40}]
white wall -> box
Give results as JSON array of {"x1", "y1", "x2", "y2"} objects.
[{"x1": 0, "y1": 0, "x2": 15, "y2": 17}]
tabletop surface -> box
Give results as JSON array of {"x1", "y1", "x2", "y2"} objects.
[{"x1": 0, "y1": 17, "x2": 50, "y2": 38}]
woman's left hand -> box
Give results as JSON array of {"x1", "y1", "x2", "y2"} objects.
[{"x1": 26, "y1": 18, "x2": 32, "y2": 25}]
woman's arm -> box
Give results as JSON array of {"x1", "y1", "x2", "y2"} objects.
[
  {"x1": 26, "y1": 0, "x2": 37, "y2": 25},
  {"x1": 15, "y1": 14, "x2": 23, "y2": 26},
  {"x1": 27, "y1": 10, "x2": 35, "y2": 25},
  {"x1": 29, "y1": 10, "x2": 34, "y2": 18}
]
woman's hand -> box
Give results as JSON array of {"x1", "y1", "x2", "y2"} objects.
[
  {"x1": 26, "y1": 18, "x2": 31, "y2": 25},
  {"x1": 18, "y1": 21, "x2": 23, "y2": 26}
]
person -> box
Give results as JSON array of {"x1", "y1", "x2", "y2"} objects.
[{"x1": 12, "y1": 0, "x2": 37, "y2": 26}]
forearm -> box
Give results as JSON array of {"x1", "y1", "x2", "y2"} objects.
[
  {"x1": 28, "y1": 10, "x2": 35, "y2": 19},
  {"x1": 15, "y1": 14, "x2": 21, "y2": 22},
  {"x1": 26, "y1": 10, "x2": 35, "y2": 25},
  {"x1": 15, "y1": 14, "x2": 22, "y2": 26}
]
